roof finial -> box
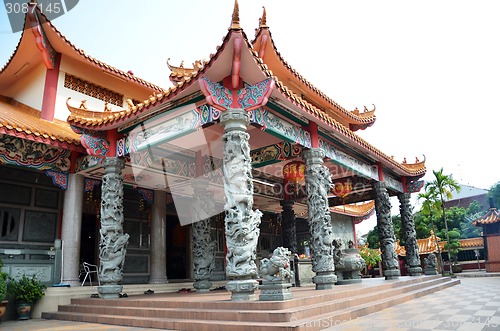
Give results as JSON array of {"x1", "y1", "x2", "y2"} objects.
[
  {"x1": 259, "y1": 6, "x2": 267, "y2": 27},
  {"x1": 230, "y1": 0, "x2": 241, "y2": 30}
]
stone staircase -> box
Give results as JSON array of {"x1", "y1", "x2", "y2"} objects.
[{"x1": 42, "y1": 275, "x2": 459, "y2": 331}]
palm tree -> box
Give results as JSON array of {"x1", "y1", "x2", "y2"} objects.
[
  {"x1": 424, "y1": 168, "x2": 461, "y2": 274},
  {"x1": 418, "y1": 190, "x2": 444, "y2": 275}
]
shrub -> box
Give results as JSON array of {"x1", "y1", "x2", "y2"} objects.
[{"x1": 7, "y1": 275, "x2": 46, "y2": 303}]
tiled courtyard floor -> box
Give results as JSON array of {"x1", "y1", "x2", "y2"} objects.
[
  {"x1": 1, "y1": 275, "x2": 499, "y2": 331},
  {"x1": 326, "y1": 276, "x2": 500, "y2": 331}
]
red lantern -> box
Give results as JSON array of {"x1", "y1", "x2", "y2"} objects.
[
  {"x1": 283, "y1": 160, "x2": 306, "y2": 199},
  {"x1": 283, "y1": 161, "x2": 306, "y2": 184},
  {"x1": 332, "y1": 178, "x2": 353, "y2": 198}
]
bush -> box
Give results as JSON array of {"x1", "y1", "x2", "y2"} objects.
[
  {"x1": 7, "y1": 275, "x2": 46, "y2": 303},
  {"x1": 358, "y1": 245, "x2": 382, "y2": 267}
]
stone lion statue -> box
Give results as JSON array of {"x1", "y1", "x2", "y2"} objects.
[{"x1": 259, "y1": 247, "x2": 292, "y2": 281}]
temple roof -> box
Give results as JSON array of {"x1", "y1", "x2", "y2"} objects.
[
  {"x1": 473, "y1": 208, "x2": 500, "y2": 226},
  {"x1": 0, "y1": 96, "x2": 81, "y2": 150},
  {"x1": 66, "y1": 3, "x2": 426, "y2": 178},
  {"x1": 396, "y1": 233, "x2": 483, "y2": 256},
  {"x1": 0, "y1": 4, "x2": 161, "y2": 92}
]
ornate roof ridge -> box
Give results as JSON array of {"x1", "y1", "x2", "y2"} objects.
[
  {"x1": 0, "y1": 95, "x2": 82, "y2": 149},
  {"x1": 33, "y1": 7, "x2": 162, "y2": 92},
  {"x1": 67, "y1": 23, "x2": 424, "y2": 177},
  {"x1": 229, "y1": 0, "x2": 242, "y2": 30},
  {"x1": 252, "y1": 25, "x2": 376, "y2": 130},
  {"x1": 166, "y1": 58, "x2": 206, "y2": 84}
]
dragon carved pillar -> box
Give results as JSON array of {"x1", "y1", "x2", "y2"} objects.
[
  {"x1": 221, "y1": 108, "x2": 261, "y2": 301},
  {"x1": 398, "y1": 192, "x2": 422, "y2": 276},
  {"x1": 303, "y1": 148, "x2": 337, "y2": 290},
  {"x1": 281, "y1": 199, "x2": 298, "y2": 254},
  {"x1": 192, "y1": 179, "x2": 216, "y2": 292},
  {"x1": 97, "y1": 157, "x2": 129, "y2": 298},
  {"x1": 373, "y1": 181, "x2": 400, "y2": 279}
]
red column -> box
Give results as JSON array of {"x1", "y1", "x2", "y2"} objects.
[{"x1": 41, "y1": 53, "x2": 61, "y2": 121}]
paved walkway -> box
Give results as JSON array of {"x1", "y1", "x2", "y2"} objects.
[
  {"x1": 327, "y1": 276, "x2": 500, "y2": 331},
  {"x1": 1, "y1": 276, "x2": 499, "y2": 331}
]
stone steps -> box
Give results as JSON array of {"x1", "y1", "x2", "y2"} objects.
[{"x1": 42, "y1": 275, "x2": 459, "y2": 330}]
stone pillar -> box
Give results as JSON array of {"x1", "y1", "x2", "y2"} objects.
[
  {"x1": 398, "y1": 192, "x2": 422, "y2": 276},
  {"x1": 281, "y1": 199, "x2": 297, "y2": 254},
  {"x1": 149, "y1": 190, "x2": 168, "y2": 284},
  {"x1": 192, "y1": 179, "x2": 215, "y2": 292},
  {"x1": 220, "y1": 108, "x2": 261, "y2": 301},
  {"x1": 303, "y1": 148, "x2": 337, "y2": 290},
  {"x1": 61, "y1": 173, "x2": 84, "y2": 286},
  {"x1": 97, "y1": 157, "x2": 129, "y2": 298},
  {"x1": 373, "y1": 181, "x2": 400, "y2": 279}
]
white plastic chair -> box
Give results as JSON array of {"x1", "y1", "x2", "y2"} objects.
[{"x1": 81, "y1": 262, "x2": 100, "y2": 286}]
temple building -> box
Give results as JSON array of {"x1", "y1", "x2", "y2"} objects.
[
  {"x1": 0, "y1": 1, "x2": 426, "y2": 305},
  {"x1": 473, "y1": 206, "x2": 500, "y2": 272}
]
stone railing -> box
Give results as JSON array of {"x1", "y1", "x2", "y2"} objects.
[{"x1": 0, "y1": 240, "x2": 62, "y2": 285}]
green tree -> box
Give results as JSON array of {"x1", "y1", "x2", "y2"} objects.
[
  {"x1": 413, "y1": 212, "x2": 430, "y2": 239},
  {"x1": 461, "y1": 201, "x2": 483, "y2": 238},
  {"x1": 366, "y1": 225, "x2": 380, "y2": 249},
  {"x1": 488, "y1": 182, "x2": 500, "y2": 208},
  {"x1": 425, "y1": 168, "x2": 461, "y2": 274},
  {"x1": 417, "y1": 189, "x2": 444, "y2": 273},
  {"x1": 445, "y1": 228, "x2": 461, "y2": 264},
  {"x1": 366, "y1": 215, "x2": 401, "y2": 249}
]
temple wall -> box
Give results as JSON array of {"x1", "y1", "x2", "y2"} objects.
[
  {"x1": 485, "y1": 234, "x2": 500, "y2": 272},
  {"x1": 3, "y1": 63, "x2": 45, "y2": 111}
]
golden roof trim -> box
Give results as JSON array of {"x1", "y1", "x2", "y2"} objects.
[
  {"x1": 331, "y1": 201, "x2": 375, "y2": 217},
  {"x1": 167, "y1": 58, "x2": 205, "y2": 83},
  {"x1": 229, "y1": 0, "x2": 241, "y2": 30},
  {"x1": 259, "y1": 7, "x2": 267, "y2": 28}
]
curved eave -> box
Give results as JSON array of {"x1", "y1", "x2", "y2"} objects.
[
  {"x1": 35, "y1": 8, "x2": 162, "y2": 92},
  {"x1": 252, "y1": 27, "x2": 376, "y2": 131},
  {"x1": 0, "y1": 125, "x2": 82, "y2": 151},
  {"x1": 331, "y1": 201, "x2": 375, "y2": 217}
]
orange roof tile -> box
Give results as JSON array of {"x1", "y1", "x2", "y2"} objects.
[
  {"x1": 0, "y1": 96, "x2": 81, "y2": 150},
  {"x1": 397, "y1": 234, "x2": 483, "y2": 256},
  {"x1": 473, "y1": 208, "x2": 500, "y2": 225}
]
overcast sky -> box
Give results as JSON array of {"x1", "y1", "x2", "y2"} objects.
[{"x1": 1, "y1": 1, "x2": 499, "y2": 233}]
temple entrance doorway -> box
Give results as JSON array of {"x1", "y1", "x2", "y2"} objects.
[
  {"x1": 166, "y1": 214, "x2": 189, "y2": 280},
  {"x1": 80, "y1": 213, "x2": 98, "y2": 266}
]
